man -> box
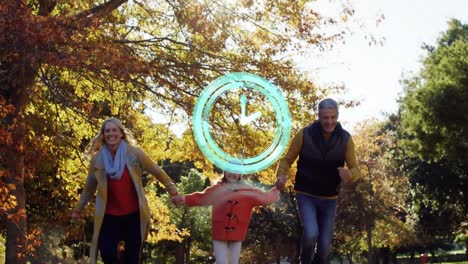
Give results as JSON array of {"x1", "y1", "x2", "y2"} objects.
[{"x1": 275, "y1": 98, "x2": 361, "y2": 264}]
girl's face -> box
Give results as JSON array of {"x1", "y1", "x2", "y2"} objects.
[
  {"x1": 103, "y1": 121, "x2": 124, "y2": 149},
  {"x1": 224, "y1": 171, "x2": 241, "y2": 183}
]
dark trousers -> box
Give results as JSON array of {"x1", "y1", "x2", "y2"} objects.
[{"x1": 99, "y1": 212, "x2": 142, "y2": 264}]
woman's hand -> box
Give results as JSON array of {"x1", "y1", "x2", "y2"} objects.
[{"x1": 171, "y1": 194, "x2": 184, "y2": 207}]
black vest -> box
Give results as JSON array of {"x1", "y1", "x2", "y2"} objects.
[{"x1": 294, "y1": 121, "x2": 350, "y2": 197}]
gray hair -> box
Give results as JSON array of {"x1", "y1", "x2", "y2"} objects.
[{"x1": 318, "y1": 98, "x2": 339, "y2": 113}]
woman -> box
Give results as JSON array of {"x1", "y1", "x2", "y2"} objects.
[
  {"x1": 72, "y1": 117, "x2": 182, "y2": 264},
  {"x1": 183, "y1": 167, "x2": 279, "y2": 264}
]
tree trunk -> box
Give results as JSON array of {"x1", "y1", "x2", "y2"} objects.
[
  {"x1": 429, "y1": 249, "x2": 437, "y2": 263},
  {"x1": 2, "y1": 52, "x2": 36, "y2": 263},
  {"x1": 290, "y1": 191, "x2": 302, "y2": 264},
  {"x1": 5, "y1": 148, "x2": 27, "y2": 264},
  {"x1": 273, "y1": 240, "x2": 281, "y2": 264},
  {"x1": 367, "y1": 225, "x2": 374, "y2": 264},
  {"x1": 375, "y1": 247, "x2": 390, "y2": 264},
  {"x1": 381, "y1": 247, "x2": 390, "y2": 264},
  {"x1": 185, "y1": 237, "x2": 191, "y2": 264},
  {"x1": 175, "y1": 241, "x2": 185, "y2": 264},
  {"x1": 4, "y1": 92, "x2": 29, "y2": 264},
  {"x1": 390, "y1": 252, "x2": 397, "y2": 264},
  {"x1": 288, "y1": 191, "x2": 302, "y2": 263}
]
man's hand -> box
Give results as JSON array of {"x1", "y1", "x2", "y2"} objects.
[
  {"x1": 275, "y1": 175, "x2": 287, "y2": 190},
  {"x1": 171, "y1": 194, "x2": 184, "y2": 207},
  {"x1": 338, "y1": 167, "x2": 353, "y2": 184}
]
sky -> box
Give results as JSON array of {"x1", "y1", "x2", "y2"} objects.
[{"x1": 299, "y1": 0, "x2": 468, "y2": 131}]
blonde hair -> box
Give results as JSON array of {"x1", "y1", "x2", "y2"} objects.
[{"x1": 85, "y1": 117, "x2": 137, "y2": 157}]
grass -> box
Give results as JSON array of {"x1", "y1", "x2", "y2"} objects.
[
  {"x1": 398, "y1": 249, "x2": 466, "y2": 258},
  {"x1": 0, "y1": 234, "x2": 5, "y2": 262}
]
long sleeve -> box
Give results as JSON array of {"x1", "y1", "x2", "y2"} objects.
[
  {"x1": 276, "y1": 128, "x2": 304, "y2": 176},
  {"x1": 250, "y1": 187, "x2": 280, "y2": 206},
  {"x1": 345, "y1": 136, "x2": 361, "y2": 181},
  {"x1": 74, "y1": 157, "x2": 98, "y2": 211},
  {"x1": 184, "y1": 185, "x2": 220, "y2": 207},
  {"x1": 137, "y1": 147, "x2": 178, "y2": 195}
]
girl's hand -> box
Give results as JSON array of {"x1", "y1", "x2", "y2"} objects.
[{"x1": 171, "y1": 194, "x2": 184, "y2": 207}]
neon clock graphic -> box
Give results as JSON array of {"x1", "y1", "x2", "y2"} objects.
[{"x1": 192, "y1": 72, "x2": 291, "y2": 174}]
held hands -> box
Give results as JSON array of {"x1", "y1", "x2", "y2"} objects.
[
  {"x1": 171, "y1": 194, "x2": 184, "y2": 207},
  {"x1": 275, "y1": 175, "x2": 287, "y2": 190},
  {"x1": 71, "y1": 210, "x2": 82, "y2": 224},
  {"x1": 338, "y1": 167, "x2": 353, "y2": 184}
]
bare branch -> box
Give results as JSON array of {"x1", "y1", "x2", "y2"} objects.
[
  {"x1": 74, "y1": 0, "x2": 128, "y2": 22},
  {"x1": 38, "y1": 0, "x2": 57, "y2": 16}
]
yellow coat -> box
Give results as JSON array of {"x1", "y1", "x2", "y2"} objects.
[{"x1": 74, "y1": 145, "x2": 178, "y2": 264}]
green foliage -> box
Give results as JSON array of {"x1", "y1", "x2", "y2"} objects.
[
  {"x1": 154, "y1": 169, "x2": 213, "y2": 263},
  {"x1": 243, "y1": 188, "x2": 300, "y2": 263},
  {"x1": 394, "y1": 19, "x2": 468, "y2": 252},
  {"x1": 400, "y1": 19, "x2": 468, "y2": 163},
  {"x1": 400, "y1": 157, "x2": 467, "y2": 245},
  {"x1": 333, "y1": 119, "x2": 415, "y2": 262},
  {"x1": 0, "y1": 234, "x2": 4, "y2": 262}
]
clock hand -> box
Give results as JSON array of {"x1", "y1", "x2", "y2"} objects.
[
  {"x1": 240, "y1": 94, "x2": 247, "y2": 118},
  {"x1": 240, "y1": 111, "x2": 262, "y2": 126}
]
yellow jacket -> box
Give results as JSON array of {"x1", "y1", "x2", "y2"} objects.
[
  {"x1": 276, "y1": 127, "x2": 361, "y2": 198},
  {"x1": 74, "y1": 144, "x2": 177, "y2": 263}
]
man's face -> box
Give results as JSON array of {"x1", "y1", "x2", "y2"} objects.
[{"x1": 318, "y1": 108, "x2": 338, "y2": 134}]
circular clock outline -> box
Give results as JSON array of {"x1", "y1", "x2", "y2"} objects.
[{"x1": 192, "y1": 72, "x2": 291, "y2": 174}]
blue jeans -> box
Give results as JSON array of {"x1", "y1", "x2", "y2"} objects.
[{"x1": 297, "y1": 193, "x2": 337, "y2": 264}]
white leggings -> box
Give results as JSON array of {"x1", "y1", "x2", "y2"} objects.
[{"x1": 213, "y1": 240, "x2": 242, "y2": 264}]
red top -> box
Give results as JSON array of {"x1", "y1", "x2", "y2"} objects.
[
  {"x1": 184, "y1": 182, "x2": 279, "y2": 241},
  {"x1": 105, "y1": 167, "x2": 139, "y2": 215}
]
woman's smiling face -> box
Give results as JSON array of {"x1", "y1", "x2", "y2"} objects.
[{"x1": 102, "y1": 121, "x2": 123, "y2": 150}]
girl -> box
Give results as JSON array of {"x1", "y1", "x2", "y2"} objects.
[{"x1": 183, "y1": 168, "x2": 279, "y2": 264}]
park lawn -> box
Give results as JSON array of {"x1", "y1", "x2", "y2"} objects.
[{"x1": 397, "y1": 248, "x2": 466, "y2": 258}]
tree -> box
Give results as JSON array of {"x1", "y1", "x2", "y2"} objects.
[
  {"x1": 379, "y1": 111, "x2": 468, "y2": 261},
  {"x1": 244, "y1": 189, "x2": 300, "y2": 263},
  {"x1": 167, "y1": 169, "x2": 212, "y2": 264},
  {"x1": 333, "y1": 120, "x2": 414, "y2": 264},
  {"x1": 403, "y1": 159, "x2": 466, "y2": 247},
  {"x1": 399, "y1": 19, "x2": 468, "y2": 163},
  {"x1": 398, "y1": 19, "x2": 468, "y2": 255},
  {"x1": 140, "y1": 168, "x2": 213, "y2": 263},
  {"x1": 1, "y1": 0, "x2": 358, "y2": 262}
]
